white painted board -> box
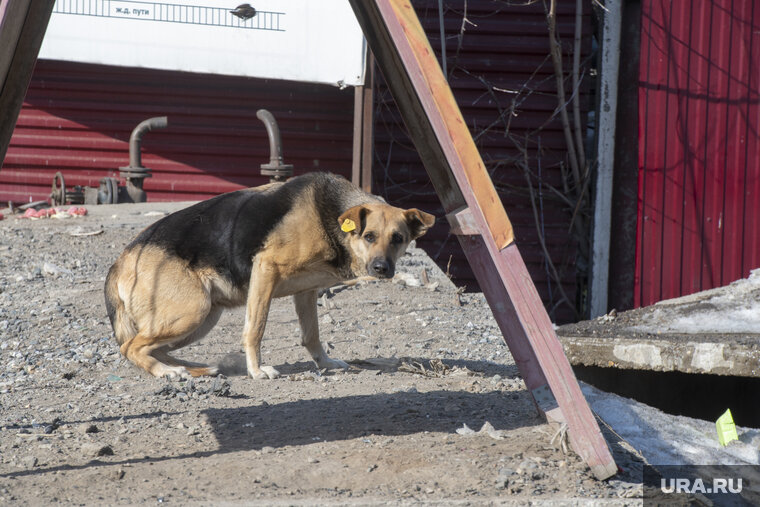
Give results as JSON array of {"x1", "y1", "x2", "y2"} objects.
[{"x1": 39, "y1": 0, "x2": 366, "y2": 87}]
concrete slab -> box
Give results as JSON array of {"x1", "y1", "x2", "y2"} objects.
[{"x1": 557, "y1": 270, "x2": 760, "y2": 378}]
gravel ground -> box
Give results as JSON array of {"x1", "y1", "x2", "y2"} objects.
[{"x1": 0, "y1": 202, "x2": 646, "y2": 505}]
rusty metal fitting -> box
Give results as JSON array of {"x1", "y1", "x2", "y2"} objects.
[{"x1": 119, "y1": 116, "x2": 169, "y2": 202}]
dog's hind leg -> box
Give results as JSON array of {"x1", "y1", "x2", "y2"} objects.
[
  {"x1": 293, "y1": 289, "x2": 349, "y2": 370},
  {"x1": 154, "y1": 307, "x2": 223, "y2": 377},
  {"x1": 121, "y1": 328, "x2": 201, "y2": 380},
  {"x1": 120, "y1": 283, "x2": 213, "y2": 379}
]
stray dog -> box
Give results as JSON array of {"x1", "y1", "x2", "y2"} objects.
[{"x1": 105, "y1": 172, "x2": 435, "y2": 380}]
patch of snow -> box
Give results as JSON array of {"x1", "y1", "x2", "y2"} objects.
[
  {"x1": 629, "y1": 269, "x2": 760, "y2": 334},
  {"x1": 582, "y1": 382, "x2": 760, "y2": 466}
]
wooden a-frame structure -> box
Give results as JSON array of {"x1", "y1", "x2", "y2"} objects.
[
  {"x1": 0, "y1": 0, "x2": 616, "y2": 480},
  {"x1": 349, "y1": 0, "x2": 616, "y2": 480}
]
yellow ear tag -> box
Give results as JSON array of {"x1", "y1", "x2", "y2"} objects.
[{"x1": 341, "y1": 219, "x2": 356, "y2": 232}]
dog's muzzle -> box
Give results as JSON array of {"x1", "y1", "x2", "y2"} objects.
[{"x1": 368, "y1": 258, "x2": 394, "y2": 279}]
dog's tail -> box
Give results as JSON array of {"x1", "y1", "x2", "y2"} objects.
[{"x1": 104, "y1": 261, "x2": 137, "y2": 346}]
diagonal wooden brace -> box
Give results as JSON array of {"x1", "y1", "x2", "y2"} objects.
[
  {"x1": 349, "y1": 0, "x2": 617, "y2": 480},
  {"x1": 446, "y1": 206, "x2": 480, "y2": 236}
]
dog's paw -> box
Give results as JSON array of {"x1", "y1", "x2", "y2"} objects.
[
  {"x1": 159, "y1": 366, "x2": 191, "y2": 380},
  {"x1": 316, "y1": 357, "x2": 350, "y2": 371},
  {"x1": 251, "y1": 365, "x2": 280, "y2": 380}
]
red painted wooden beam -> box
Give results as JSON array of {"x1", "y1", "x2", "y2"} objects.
[{"x1": 349, "y1": 0, "x2": 617, "y2": 480}]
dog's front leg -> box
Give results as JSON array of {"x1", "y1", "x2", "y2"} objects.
[
  {"x1": 243, "y1": 257, "x2": 280, "y2": 379},
  {"x1": 293, "y1": 290, "x2": 349, "y2": 370}
]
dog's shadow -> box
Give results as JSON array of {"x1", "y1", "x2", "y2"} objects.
[
  {"x1": 216, "y1": 352, "x2": 522, "y2": 379},
  {"x1": 203, "y1": 388, "x2": 539, "y2": 454},
  {"x1": 206, "y1": 354, "x2": 534, "y2": 454}
]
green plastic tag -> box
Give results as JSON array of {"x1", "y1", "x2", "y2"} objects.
[{"x1": 716, "y1": 408, "x2": 739, "y2": 446}]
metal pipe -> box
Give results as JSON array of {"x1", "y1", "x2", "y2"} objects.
[
  {"x1": 256, "y1": 109, "x2": 283, "y2": 167},
  {"x1": 119, "y1": 116, "x2": 168, "y2": 203},
  {"x1": 256, "y1": 109, "x2": 293, "y2": 182},
  {"x1": 128, "y1": 116, "x2": 168, "y2": 169}
]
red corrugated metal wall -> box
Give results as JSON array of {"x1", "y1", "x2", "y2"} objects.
[
  {"x1": 375, "y1": 0, "x2": 592, "y2": 323},
  {"x1": 1, "y1": 60, "x2": 355, "y2": 203},
  {"x1": 636, "y1": 0, "x2": 760, "y2": 307},
  {"x1": 3, "y1": 4, "x2": 592, "y2": 325}
]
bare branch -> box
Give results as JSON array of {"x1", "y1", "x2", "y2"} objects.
[
  {"x1": 572, "y1": 0, "x2": 587, "y2": 171},
  {"x1": 545, "y1": 0, "x2": 581, "y2": 189}
]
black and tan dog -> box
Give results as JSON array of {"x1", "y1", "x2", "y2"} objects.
[{"x1": 105, "y1": 172, "x2": 435, "y2": 380}]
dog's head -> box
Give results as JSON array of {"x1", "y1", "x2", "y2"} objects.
[{"x1": 338, "y1": 203, "x2": 435, "y2": 279}]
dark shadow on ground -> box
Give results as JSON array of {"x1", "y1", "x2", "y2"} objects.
[
  {"x1": 4, "y1": 411, "x2": 181, "y2": 432},
  {"x1": 216, "y1": 352, "x2": 522, "y2": 379},
  {"x1": 203, "y1": 389, "x2": 539, "y2": 454},
  {"x1": 1, "y1": 389, "x2": 538, "y2": 479}
]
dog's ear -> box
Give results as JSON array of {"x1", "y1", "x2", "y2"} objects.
[
  {"x1": 404, "y1": 209, "x2": 436, "y2": 239},
  {"x1": 338, "y1": 205, "x2": 368, "y2": 235}
]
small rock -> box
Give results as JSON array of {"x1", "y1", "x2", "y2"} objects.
[
  {"x1": 320, "y1": 314, "x2": 334, "y2": 325},
  {"x1": 393, "y1": 272, "x2": 421, "y2": 287},
  {"x1": 80, "y1": 423, "x2": 99, "y2": 434},
  {"x1": 20, "y1": 456, "x2": 38, "y2": 469},
  {"x1": 210, "y1": 378, "x2": 231, "y2": 397},
  {"x1": 82, "y1": 443, "x2": 114, "y2": 457},
  {"x1": 42, "y1": 262, "x2": 72, "y2": 277},
  {"x1": 496, "y1": 467, "x2": 516, "y2": 488},
  {"x1": 517, "y1": 459, "x2": 538, "y2": 474}
]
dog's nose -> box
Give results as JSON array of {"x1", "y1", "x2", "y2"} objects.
[{"x1": 370, "y1": 259, "x2": 393, "y2": 278}]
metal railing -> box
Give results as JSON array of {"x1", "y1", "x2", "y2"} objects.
[{"x1": 52, "y1": 0, "x2": 285, "y2": 31}]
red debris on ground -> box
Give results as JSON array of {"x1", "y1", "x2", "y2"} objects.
[{"x1": 18, "y1": 206, "x2": 88, "y2": 219}]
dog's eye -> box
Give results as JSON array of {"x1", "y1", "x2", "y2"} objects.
[
  {"x1": 391, "y1": 233, "x2": 404, "y2": 244},
  {"x1": 364, "y1": 232, "x2": 376, "y2": 243}
]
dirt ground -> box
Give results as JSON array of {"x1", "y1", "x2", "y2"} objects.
[{"x1": 0, "y1": 202, "x2": 645, "y2": 505}]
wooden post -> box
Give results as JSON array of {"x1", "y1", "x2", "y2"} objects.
[
  {"x1": 349, "y1": 0, "x2": 617, "y2": 480},
  {"x1": 351, "y1": 52, "x2": 375, "y2": 193},
  {"x1": 0, "y1": 0, "x2": 55, "y2": 167}
]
